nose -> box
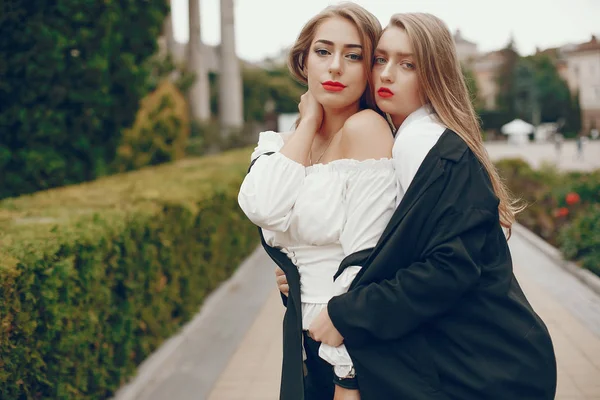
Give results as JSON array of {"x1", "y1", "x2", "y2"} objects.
[
  {"x1": 329, "y1": 53, "x2": 342, "y2": 76},
  {"x1": 379, "y1": 63, "x2": 394, "y2": 83}
]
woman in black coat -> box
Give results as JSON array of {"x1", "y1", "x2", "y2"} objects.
[{"x1": 278, "y1": 12, "x2": 558, "y2": 400}]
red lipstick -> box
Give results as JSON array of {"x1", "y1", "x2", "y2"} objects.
[
  {"x1": 322, "y1": 81, "x2": 346, "y2": 92},
  {"x1": 377, "y1": 87, "x2": 394, "y2": 98}
]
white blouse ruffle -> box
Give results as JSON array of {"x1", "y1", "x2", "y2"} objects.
[{"x1": 238, "y1": 131, "x2": 397, "y2": 377}]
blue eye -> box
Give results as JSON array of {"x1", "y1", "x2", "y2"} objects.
[
  {"x1": 402, "y1": 62, "x2": 415, "y2": 70},
  {"x1": 347, "y1": 53, "x2": 363, "y2": 61},
  {"x1": 315, "y1": 49, "x2": 330, "y2": 56},
  {"x1": 374, "y1": 57, "x2": 386, "y2": 65}
]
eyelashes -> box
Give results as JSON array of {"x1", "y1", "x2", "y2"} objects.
[{"x1": 314, "y1": 48, "x2": 363, "y2": 61}]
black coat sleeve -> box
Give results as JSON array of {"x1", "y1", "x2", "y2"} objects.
[{"x1": 328, "y1": 207, "x2": 495, "y2": 346}]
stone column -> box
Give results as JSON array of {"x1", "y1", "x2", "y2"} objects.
[
  {"x1": 219, "y1": 0, "x2": 244, "y2": 135},
  {"x1": 187, "y1": 0, "x2": 210, "y2": 122}
]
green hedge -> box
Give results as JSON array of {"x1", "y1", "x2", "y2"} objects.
[
  {"x1": 496, "y1": 158, "x2": 600, "y2": 276},
  {"x1": 0, "y1": 148, "x2": 257, "y2": 399}
]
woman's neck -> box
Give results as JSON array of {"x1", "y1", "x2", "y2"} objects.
[
  {"x1": 318, "y1": 103, "x2": 361, "y2": 139},
  {"x1": 391, "y1": 114, "x2": 406, "y2": 129}
]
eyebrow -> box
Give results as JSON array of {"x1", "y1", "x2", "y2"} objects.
[
  {"x1": 314, "y1": 39, "x2": 363, "y2": 49},
  {"x1": 375, "y1": 49, "x2": 414, "y2": 57}
]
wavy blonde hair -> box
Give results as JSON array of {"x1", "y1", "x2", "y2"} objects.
[
  {"x1": 389, "y1": 13, "x2": 522, "y2": 232},
  {"x1": 287, "y1": 2, "x2": 382, "y2": 112}
]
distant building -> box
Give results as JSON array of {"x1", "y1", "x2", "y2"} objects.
[
  {"x1": 454, "y1": 29, "x2": 479, "y2": 65},
  {"x1": 564, "y1": 35, "x2": 600, "y2": 133},
  {"x1": 471, "y1": 50, "x2": 506, "y2": 110},
  {"x1": 452, "y1": 29, "x2": 505, "y2": 110}
]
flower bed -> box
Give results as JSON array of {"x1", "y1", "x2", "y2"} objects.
[{"x1": 496, "y1": 158, "x2": 600, "y2": 276}]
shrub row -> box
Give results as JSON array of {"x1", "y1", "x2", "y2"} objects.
[{"x1": 0, "y1": 148, "x2": 257, "y2": 399}]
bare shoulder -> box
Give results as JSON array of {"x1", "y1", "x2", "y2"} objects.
[{"x1": 341, "y1": 110, "x2": 394, "y2": 160}]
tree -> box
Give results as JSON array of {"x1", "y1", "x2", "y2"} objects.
[
  {"x1": 565, "y1": 91, "x2": 582, "y2": 136},
  {"x1": 495, "y1": 41, "x2": 520, "y2": 120},
  {"x1": 462, "y1": 65, "x2": 482, "y2": 111},
  {"x1": 527, "y1": 54, "x2": 574, "y2": 125},
  {"x1": 0, "y1": 0, "x2": 169, "y2": 199}
]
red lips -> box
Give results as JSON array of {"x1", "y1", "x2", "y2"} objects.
[
  {"x1": 322, "y1": 81, "x2": 346, "y2": 92},
  {"x1": 377, "y1": 87, "x2": 394, "y2": 98}
]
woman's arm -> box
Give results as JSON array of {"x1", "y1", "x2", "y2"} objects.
[
  {"x1": 327, "y1": 207, "x2": 494, "y2": 347},
  {"x1": 316, "y1": 109, "x2": 396, "y2": 371}
]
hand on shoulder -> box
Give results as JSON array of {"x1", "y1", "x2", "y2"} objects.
[{"x1": 341, "y1": 110, "x2": 394, "y2": 161}]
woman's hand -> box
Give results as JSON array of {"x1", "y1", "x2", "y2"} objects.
[
  {"x1": 298, "y1": 91, "x2": 323, "y2": 130},
  {"x1": 334, "y1": 386, "x2": 361, "y2": 400},
  {"x1": 275, "y1": 266, "x2": 289, "y2": 297},
  {"x1": 308, "y1": 308, "x2": 343, "y2": 346}
]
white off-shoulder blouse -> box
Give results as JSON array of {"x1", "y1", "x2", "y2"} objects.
[{"x1": 238, "y1": 130, "x2": 397, "y2": 378}]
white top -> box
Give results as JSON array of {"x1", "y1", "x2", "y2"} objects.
[
  {"x1": 238, "y1": 130, "x2": 397, "y2": 377},
  {"x1": 392, "y1": 105, "x2": 446, "y2": 202}
]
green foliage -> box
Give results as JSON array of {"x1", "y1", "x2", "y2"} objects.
[
  {"x1": 462, "y1": 65, "x2": 482, "y2": 111},
  {"x1": 0, "y1": 148, "x2": 258, "y2": 399},
  {"x1": 115, "y1": 81, "x2": 190, "y2": 171},
  {"x1": 241, "y1": 66, "x2": 305, "y2": 121},
  {"x1": 495, "y1": 44, "x2": 520, "y2": 119},
  {"x1": 522, "y1": 53, "x2": 581, "y2": 133},
  {"x1": 565, "y1": 91, "x2": 582, "y2": 135},
  {"x1": 478, "y1": 109, "x2": 512, "y2": 131},
  {"x1": 559, "y1": 204, "x2": 600, "y2": 275},
  {"x1": 0, "y1": 0, "x2": 169, "y2": 199},
  {"x1": 208, "y1": 66, "x2": 304, "y2": 123},
  {"x1": 494, "y1": 49, "x2": 582, "y2": 132},
  {"x1": 496, "y1": 158, "x2": 600, "y2": 276}
]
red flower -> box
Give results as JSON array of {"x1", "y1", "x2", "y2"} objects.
[
  {"x1": 565, "y1": 192, "x2": 580, "y2": 206},
  {"x1": 554, "y1": 207, "x2": 569, "y2": 218}
]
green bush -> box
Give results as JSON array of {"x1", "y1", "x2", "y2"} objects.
[
  {"x1": 0, "y1": 0, "x2": 169, "y2": 199},
  {"x1": 496, "y1": 158, "x2": 600, "y2": 276},
  {"x1": 0, "y1": 148, "x2": 258, "y2": 399},
  {"x1": 559, "y1": 204, "x2": 600, "y2": 276},
  {"x1": 115, "y1": 80, "x2": 189, "y2": 171}
]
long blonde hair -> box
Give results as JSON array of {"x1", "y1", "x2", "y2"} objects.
[
  {"x1": 287, "y1": 2, "x2": 382, "y2": 113},
  {"x1": 389, "y1": 13, "x2": 521, "y2": 232}
]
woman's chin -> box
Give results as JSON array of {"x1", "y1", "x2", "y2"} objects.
[{"x1": 375, "y1": 101, "x2": 394, "y2": 113}]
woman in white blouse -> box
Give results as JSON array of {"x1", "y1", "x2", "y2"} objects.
[{"x1": 237, "y1": 4, "x2": 396, "y2": 400}]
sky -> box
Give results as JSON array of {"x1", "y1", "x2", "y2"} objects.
[{"x1": 171, "y1": 0, "x2": 600, "y2": 62}]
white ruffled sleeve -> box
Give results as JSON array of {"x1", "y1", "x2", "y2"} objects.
[
  {"x1": 319, "y1": 159, "x2": 397, "y2": 377},
  {"x1": 238, "y1": 131, "x2": 305, "y2": 232}
]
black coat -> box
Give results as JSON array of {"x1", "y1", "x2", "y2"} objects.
[
  {"x1": 249, "y1": 130, "x2": 557, "y2": 400},
  {"x1": 327, "y1": 130, "x2": 557, "y2": 399}
]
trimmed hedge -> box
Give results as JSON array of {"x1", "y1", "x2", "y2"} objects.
[{"x1": 0, "y1": 148, "x2": 257, "y2": 399}]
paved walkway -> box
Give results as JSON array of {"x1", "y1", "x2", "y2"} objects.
[{"x1": 206, "y1": 229, "x2": 600, "y2": 400}]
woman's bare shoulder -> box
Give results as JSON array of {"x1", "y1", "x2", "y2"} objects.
[{"x1": 342, "y1": 110, "x2": 394, "y2": 160}]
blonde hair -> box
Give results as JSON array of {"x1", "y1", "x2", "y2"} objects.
[
  {"x1": 389, "y1": 13, "x2": 522, "y2": 232},
  {"x1": 287, "y1": 2, "x2": 382, "y2": 112}
]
